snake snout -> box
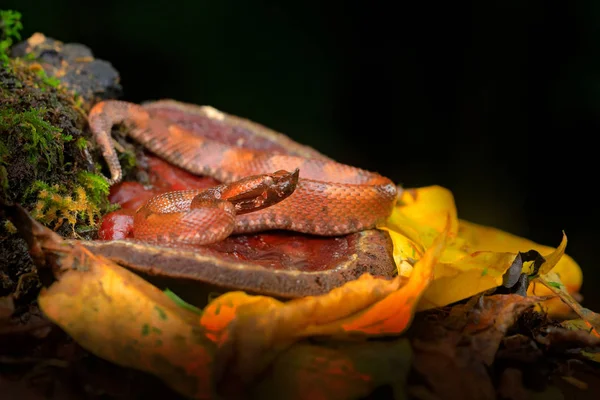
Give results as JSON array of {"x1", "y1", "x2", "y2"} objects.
[
  {"x1": 225, "y1": 169, "x2": 299, "y2": 215},
  {"x1": 272, "y1": 168, "x2": 299, "y2": 198}
]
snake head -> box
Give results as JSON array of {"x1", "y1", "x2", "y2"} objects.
[
  {"x1": 225, "y1": 168, "x2": 300, "y2": 214},
  {"x1": 269, "y1": 168, "x2": 300, "y2": 198}
]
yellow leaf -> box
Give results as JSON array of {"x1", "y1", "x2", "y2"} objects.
[
  {"x1": 459, "y1": 220, "x2": 581, "y2": 294},
  {"x1": 418, "y1": 252, "x2": 517, "y2": 310},
  {"x1": 384, "y1": 186, "x2": 458, "y2": 252},
  {"x1": 381, "y1": 186, "x2": 582, "y2": 313},
  {"x1": 38, "y1": 245, "x2": 217, "y2": 399}
]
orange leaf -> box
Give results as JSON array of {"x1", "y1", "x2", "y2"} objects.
[
  {"x1": 202, "y1": 221, "x2": 450, "y2": 382},
  {"x1": 204, "y1": 274, "x2": 406, "y2": 383}
]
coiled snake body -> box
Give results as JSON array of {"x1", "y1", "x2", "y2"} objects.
[{"x1": 88, "y1": 100, "x2": 398, "y2": 245}]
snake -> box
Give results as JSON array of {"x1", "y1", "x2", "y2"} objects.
[{"x1": 88, "y1": 100, "x2": 398, "y2": 245}]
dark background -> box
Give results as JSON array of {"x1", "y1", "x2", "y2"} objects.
[{"x1": 5, "y1": 1, "x2": 600, "y2": 308}]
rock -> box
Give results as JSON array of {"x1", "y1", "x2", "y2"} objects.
[{"x1": 11, "y1": 33, "x2": 122, "y2": 105}]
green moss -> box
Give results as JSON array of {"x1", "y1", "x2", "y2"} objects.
[
  {"x1": 119, "y1": 147, "x2": 138, "y2": 171},
  {"x1": 73, "y1": 93, "x2": 85, "y2": 109},
  {"x1": 0, "y1": 64, "x2": 114, "y2": 237},
  {"x1": 35, "y1": 68, "x2": 61, "y2": 89},
  {"x1": 0, "y1": 10, "x2": 22, "y2": 65},
  {"x1": 75, "y1": 136, "x2": 88, "y2": 150},
  {"x1": 0, "y1": 13, "x2": 118, "y2": 239},
  {"x1": 77, "y1": 171, "x2": 110, "y2": 205},
  {"x1": 0, "y1": 59, "x2": 74, "y2": 102},
  {"x1": 0, "y1": 107, "x2": 70, "y2": 170}
]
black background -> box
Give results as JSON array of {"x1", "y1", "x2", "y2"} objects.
[{"x1": 5, "y1": 1, "x2": 600, "y2": 309}]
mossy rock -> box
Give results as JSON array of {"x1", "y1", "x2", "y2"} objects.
[{"x1": 0, "y1": 48, "x2": 118, "y2": 304}]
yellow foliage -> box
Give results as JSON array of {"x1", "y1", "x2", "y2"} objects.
[{"x1": 380, "y1": 186, "x2": 582, "y2": 314}]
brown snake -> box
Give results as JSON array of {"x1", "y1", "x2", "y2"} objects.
[{"x1": 88, "y1": 100, "x2": 398, "y2": 245}]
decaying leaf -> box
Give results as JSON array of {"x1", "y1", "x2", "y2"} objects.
[
  {"x1": 450, "y1": 295, "x2": 548, "y2": 365},
  {"x1": 409, "y1": 294, "x2": 547, "y2": 400},
  {"x1": 560, "y1": 375, "x2": 589, "y2": 390}
]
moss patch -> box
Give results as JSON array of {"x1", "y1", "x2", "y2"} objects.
[
  {"x1": 0, "y1": 56, "x2": 114, "y2": 301},
  {"x1": 0, "y1": 10, "x2": 22, "y2": 65},
  {"x1": 0, "y1": 61, "x2": 114, "y2": 235},
  {"x1": 0, "y1": 106, "x2": 71, "y2": 169}
]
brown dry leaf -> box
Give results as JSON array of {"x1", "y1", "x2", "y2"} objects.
[
  {"x1": 531, "y1": 273, "x2": 600, "y2": 372},
  {"x1": 450, "y1": 294, "x2": 547, "y2": 365},
  {"x1": 535, "y1": 325, "x2": 600, "y2": 349},
  {"x1": 0, "y1": 296, "x2": 14, "y2": 320},
  {"x1": 561, "y1": 376, "x2": 589, "y2": 390},
  {"x1": 410, "y1": 294, "x2": 544, "y2": 400},
  {"x1": 382, "y1": 186, "x2": 582, "y2": 313}
]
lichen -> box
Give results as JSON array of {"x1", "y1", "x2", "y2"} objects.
[{"x1": 25, "y1": 178, "x2": 112, "y2": 234}]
